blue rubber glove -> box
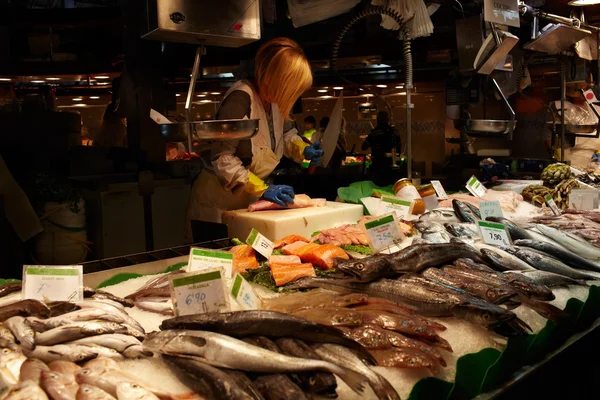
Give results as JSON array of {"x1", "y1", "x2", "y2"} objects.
[
  {"x1": 304, "y1": 141, "x2": 324, "y2": 164},
  {"x1": 261, "y1": 184, "x2": 295, "y2": 207}
]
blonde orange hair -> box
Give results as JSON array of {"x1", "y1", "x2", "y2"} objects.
[{"x1": 254, "y1": 37, "x2": 313, "y2": 118}]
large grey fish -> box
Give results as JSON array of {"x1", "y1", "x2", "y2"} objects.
[
  {"x1": 164, "y1": 355, "x2": 257, "y2": 400},
  {"x1": 335, "y1": 255, "x2": 394, "y2": 282},
  {"x1": 501, "y1": 246, "x2": 600, "y2": 280},
  {"x1": 221, "y1": 370, "x2": 265, "y2": 400},
  {"x1": 0, "y1": 282, "x2": 21, "y2": 299},
  {"x1": 525, "y1": 227, "x2": 571, "y2": 248},
  {"x1": 66, "y1": 334, "x2": 150, "y2": 358},
  {"x1": 452, "y1": 200, "x2": 479, "y2": 223},
  {"x1": 0, "y1": 299, "x2": 50, "y2": 321},
  {"x1": 388, "y1": 242, "x2": 484, "y2": 273},
  {"x1": 419, "y1": 209, "x2": 461, "y2": 223},
  {"x1": 453, "y1": 258, "x2": 496, "y2": 272},
  {"x1": 486, "y1": 217, "x2": 532, "y2": 240},
  {"x1": 83, "y1": 288, "x2": 134, "y2": 308},
  {"x1": 536, "y1": 224, "x2": 600, "y2": 261},
  {"x1": 2, "y1": 380, "x2": 49, "y2": 400},
  {"x1": 35, "y1": 321, "x2": 129, "y2": 346},
  {"x1": 160, "y1": 311, "x2": 374, "y2": 364},
  {"x1": 4, "y1": 316, "x2": 35, "y2": 350},
  {"x1": 313, "y1": 343, "x2": 400, "y2": 400},
  {"x1": 464, "y1": 201, "x2": 482, "y2": 219},
  {"x1": 506, "y1": 270, "x2": 582, "y2": 288},
  {"x1": 480, "y1": 248, "x2": 535, "y2": 272},
  {"x1": 76, "y1": 384, "x2": 117, "y2": 400},
  {"x1": 143, "y1": 330, "x2": 366, "y2": 394},
  {"x1": 19, "y1": 358, "x2": 49, "y2": 384},
  {"x1": 514, "y1": 239, "x2": 600, "y2": 273}
]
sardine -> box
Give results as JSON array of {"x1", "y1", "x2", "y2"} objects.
[
  {"x1": 30, "y1": 309, "x2": 127, "y2": 332},
  {"x1": 419, "y1": 209, "x2": 460, "y2": 223},
  {"x1": 352, "y1": 299, "x2": 447, "y2": 331},
  {"x1": 4, "y1": 316, "x2": 35, "y2": 350},
  {"x1": 48, "y1": 361, "x2": 81, "y2": 381},
  {"x1": 335, "y1": 255, "x2": 394, "y2": 282},
  {"x1": 66, "y1": 334, "x2": 150, "y2": 358},
  {"x1": 480, "y1": 248, "x2": 535, "y2": 272},
  {"x1": 501, "y1": 246, "x2": 600, "y2": 280},
  {"x1": 536, "y1": 224, "x2": 600, "y2": 260},
  {"x1": 116, "y1": 382, "x2": 159, "y2": 400},
  {"x1": 143, "y1": 330, "x2": 366, "y2": 394},
  {"x1": 444, "y1": 222, "x2": 480, "y2": 239},
  {"x1": 507, "y1": 270, "x2": 582, "y2": 287},
  {"x1": 263, "y1": 290, "x2": 368, "y2": 313},
  {"x1": 369, "y1": 348, "x2": 438, "y2": 371},
  {"x1": 253, "y1": 374, "x2": 308, "y2": 400},
  {"x1": 19, "y1": 358, "x2": 49, "y2": 384},
  {"x1": 40, "y1": 370, "x2": 79, "y2": 400},
  {"x1": 0, "y1": 346, "x2": 26, "y2": 386},
  {"x1": 313, "y1": 342, "x2": 401, "y2": 400},
  {"x1": 76, "y1": 384, "x2": 117, "y2": 400},
  {"x1": 35, "y1": 321, "x2": 129, "y2": 346},
  {"x1": 24, "y1": 344, "x2": 100, "y2": 363},
  {"x1": 0, "y1": 282, "x2": 22, "y2": 298},
  {"x1": 160, "y1": 310, "x2": 374, "y2": 364},
  {"x1": 0, "y1": 300, "x2": 50, "y2": 321},
  {"x1": 133, "y1": 298, "x2": 173, "y2": 315},
  {"x1": 83, "y1": 288, "x2": 134, "y2": 308},
  {"x1": 344, "y1": 324, "x2": 446, "y2": 366},
  {"x1": 414, "y1": 221, "x2": 446, "y2": 234},
  {"x1": 487, "y1": 217, "x2": 532, "y2": 240},
  {"x1": 3, "y1": 380, "x2": 49, "y2": 400},
  {"x1": 388, "y1": 242, "x2": 484, "y2": 273},
  {"x1": 452, "y1": 200, "x2": 479, "y2": 223},
  {"x1": 422, "y1": 231, "x2": 453, "y2": 244},
  {"x1": 514, "y1": 239, "x2": 600, "y2": 273},
  {"x1": 163, "y1": 355, "x2": 257, "y2": 400},
  {"x1": 274, "y1": 338, "x2": 337, "y2": 397}
]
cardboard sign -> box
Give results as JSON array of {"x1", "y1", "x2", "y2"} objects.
[
  {"x1": 23, "y1": 265, "x2": 83, "y2": 302},
  {"x1": 484, "y1": 0, "x2": 520, "y2": 28},
  {"x1": 170, "y1": 268, "x2": 230, "y2": 316},
  {"x1": 479, "y1": 200, "x2": 503, "y2": 220},
  {"x1": 466, "y1": 176, "x2": 487, "y2": 198},
  {"x1": 431, "y1": 180, "x2": 448, "y2": 200},
  {"x1": 380, "y1": 196, "x2": 414, "y2": 219}
]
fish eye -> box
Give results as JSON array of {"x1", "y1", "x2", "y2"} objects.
[
  {"x1": 482, "y1": 312, "x2": 491, "y2": 321},
  {"x1": 487, "y1": 289, "x2": 497, "y2": 298},
  {"x1": 1, "y1": 349, "x2": 9, "y2": 354},
  {"x1": 356, "y1": 263, "x2": 365, "y2": 271}
]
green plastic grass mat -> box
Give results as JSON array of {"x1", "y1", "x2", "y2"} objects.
[
  {"x1": 337, "y1": 181, "x2": 394, "y2": 204},
  {"x1": 0, "y1": 279, "x2": 21, "y2": 285},
  {"x1": 407, "y1": 285, "x2": 600, "y2": 400},
  {"x1": 95, "y1": 262, "x2": 188, "y2": 289}
]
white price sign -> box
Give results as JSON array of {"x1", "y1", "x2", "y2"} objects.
[
  {"x1": 231, "y1": 273, "x2": 262, "y2": 310},
  {"x1": 478, "y1": 221, "x2": 511, "y2": 247},
  {"x1": 380, "y1": 196, "x2": 413, "y2": 219},
  {"x1": 568, "y1": 189, "x2": 599, "y2": 211},
  {"x1": 430, "y1": 180, "x2": 448, "y2": 200},
  {"x1": 466, "y1": 176, "x2": 487, "y2": 198},
  {"x1": 364, "y1": 214, "x2": 404, "y2": 253},
  {"x1": 247, "y1": 229, "x2": 274, "y2": 258},
  {"x1": 484, "y1": 0, "x2": 520, "y2": 28},
  {"x1": 188, "y1": 248, "x2": 233, "y2": 277},
  {"x1": 544, "y1": 194, "x2": 561, "y2": 216},
  {"x1": 479, "y1": 200, "x2": 503, "y2": 220},
  {"x1": 23, "y1": 265, "x2": 83, "y2": 302},
  {"x1": 170, "y1": 268, "x2": 230, "y2": 316}
]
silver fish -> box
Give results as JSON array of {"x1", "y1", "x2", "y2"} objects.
[
  {"x1": 48, "y1": 361, "x2": 81, "y2": 381},
  {"x1": 0, "y1": 346, "x2": 26, "y2": 387},
  {"x1": 76, "y1": 384, "x2": 117, "y2": 400},
  {"x1": 143, "y1": 330, "x2": 366, "y2": 394},
  {"x1": 444, "y1": 222, "x2": 480, "y2": 239},
  {"x1": 4, "y1": 316, "x2": 35, "y2": 350},
  {"x1": 76, "y1": 301, "x2": 145, "y2": 334},
  {"x1": 116, "y1": 382, "x2": 159, "y2": 400},
  {"x1": 414, "y1": 221, "x2": 446, "y2": 234},
  {"x1": 536, "y1": 224, "x2": 600, "y2": 260},
  {"x1": 3, "y1": 380, "x2": 49, "y2": 400},
  {"x1": 35, "y1": 321, "x2": 129, "y2": 346},
  {"x1": 419, "y1": 209, "x2": 461, "y2": 223},
  {"x1": 67, "y1": 334, "x2": 150, "y2": 358},
  {"x1": 28, "y1": 309, "x2": 126, "y2": 332},
  {"x1": 507, "y1": 270, "x2": 583, "y2": 287},
  {"x1": 24, "y1": 344, "x2": 100, "y2": 363},
  {"x1": 134, "y1": 298, "x2": 173, "y2": 316},
  {"x1": 480, "y1": 248, "x2": 535, "y2": 272}
]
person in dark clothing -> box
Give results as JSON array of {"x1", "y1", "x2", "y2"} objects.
[{"x1": 362, "y1": 111, "x2": 400, "y2": 184}]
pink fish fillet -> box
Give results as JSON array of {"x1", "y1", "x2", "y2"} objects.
[{"x1": 248, "y1": 194, "x2": 326, "y2": 212}]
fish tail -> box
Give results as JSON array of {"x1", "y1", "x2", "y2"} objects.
[
  {"x1": 370, "y1": 373, "x2": 401, "y2": 400},
  {"x1": 526, "y1": 300, "x2": 570, "y2": 322},
  {"x1": 333, "y1": 365, "x2": 367, "y2": 395}
]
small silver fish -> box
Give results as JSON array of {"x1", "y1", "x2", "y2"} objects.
[
  {"x1": 76, "y1": 384, "x2": 117, "y2": 400},
  {"x1": 116, "y1": 382, "x2": 159, "y2": 400},
  {"x1": 4, "y1": 316, "x2": 35, "y2": 350}
]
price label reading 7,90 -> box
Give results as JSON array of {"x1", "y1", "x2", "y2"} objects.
[
  {"x1": 478, "y1": 221, "x2": 512, "y2": 247},
  {"x1": 169, "y1": 267, "x2": 230, "y2": 317}
]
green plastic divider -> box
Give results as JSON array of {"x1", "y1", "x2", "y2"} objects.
[
  {"x1": 95, "y1": 262, "x2": 188, "y2": 289},
  {"x1": 0, "y1": 279, "x2": 21, "y2": 285}
]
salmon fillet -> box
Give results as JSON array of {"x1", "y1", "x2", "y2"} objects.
[
  {"x1": 229, "y1": 245, "x2": 259, "y2": 274},
  {"x1": 270, "y1": 263, "x2": 316, "y2": 286},
  {"x1": 229, "y1": 245, "x2": 256, "y2": 259},
  {"x1": 288, "y1": 242, "x2": 321, "y2": 258},
  {"x1": 299, "y1": 244, "x2": 349, "y2": 270},
  {"x1": 281, "y1": 241, "x2": 309, "y2": 255},
  {"x1": 268, "y1": 255, "x2": 301, "y2": 265},
  {"x1": 273, "y1": 234, "x2": 309, "y2": 249}
]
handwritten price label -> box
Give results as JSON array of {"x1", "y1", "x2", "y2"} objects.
[
  {"x1": 544, "y1": 194, "x2": 561, "y2": 216},
  {"x1": 478, "y1": 221, "x2": 511, "y2": 247},
  {"x1": 170, "y1": 267, "x2": 230, "y2": 316},
  {"x1": 231, "y1": 273, "x2": 262, "y2": 310},
  {"x1": 379, "y1": 196, "x2": 414, "y2": 219},
  {"x1": 364, "y1": 214, "x2": 403, "y2": 253},
  {"x1": 430, "y1": 180, "x2": 448, "y2": 200},
  {"x1": 479, "y1": 200, "x2": 503, "y2": 220},
  {"x1": 247, "y1": 229, "x2": 274, "y2": 258},
  {"x1": 188, "y1": 248, "x2": 233, "y2": 277},
  {"x1": 23, "y1": 265, "x2": 83, "y2": 302},
  {"x1": 466, "y1": 176, "x2": 487, "y2": 198}
]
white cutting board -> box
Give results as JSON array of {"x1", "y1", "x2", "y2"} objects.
[{"x1": 222, "y1": 202, "x2": 364, "y2": 241}]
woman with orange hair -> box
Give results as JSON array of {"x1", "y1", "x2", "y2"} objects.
[{"x1": 185, "y1": 38, "x2": 321, "y2": 241}]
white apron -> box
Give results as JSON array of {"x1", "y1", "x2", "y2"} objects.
[{"x1": 184, "y1": 81, "x2": 284, "y2": 242}]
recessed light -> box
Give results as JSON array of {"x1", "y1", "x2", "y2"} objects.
[
  {"x1": 200, "y1": 99, "x2": 212, "y2": 103},
  {"x1": 321, "y1": 95, "x2": 333, "y2": 99},
  {"x1": 72, "y1": 98, "x2": 83, "y2": 101},
  {"x1": 46, "y1": 77, "x2": 60, "y2": 81},
  {"x1": 176, "y1": 94, "x2": 181, "y2": 97},
  {"x1": 317, "y1": 89, "x2": 328, "y2": 93},
  {"x1": 89, "y1": 96, "x2": 100, "y2": 100},
  {"x1": 31, "y1": 80, "x2": 45, "y2": 83},
  {"x1": 197, "y1": 94, "x2": 206, "y2": 97},
  {"x1": 398, "y1": 92, "x2": 407, "y2": 95},
  {"x1": 73, "y1": 104, "x2": 87, "y2": 107},
  {"x1": 396, "y1": 85, "x2": 404, "y2": 89},
  {"x1": 376, "y1": 84, "x2": 387, "y2": 88},
  {"x1": 333, "y1": 86, "x2": 343, "y2": 90},
  {"x1": 97, "y1": 82, "x2": 110, "y2": 85},
  {"x1": 0, "y1": 78, "x2": 10, "y2": 81},
  {"x1": 210, "y1": 92, "x2": 220, "y2": 95},
  {"x1": 94, "y1": 76, "x2": 109, "y2": 79}
]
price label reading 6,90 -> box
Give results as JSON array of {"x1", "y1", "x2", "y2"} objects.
[{"x1": 169, "y1": 267, "x2": 230, "y2": 316}]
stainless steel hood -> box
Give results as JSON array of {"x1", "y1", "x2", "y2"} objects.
[{"x1": 142, "y1": 0, "x2": 261, "y2": 47}]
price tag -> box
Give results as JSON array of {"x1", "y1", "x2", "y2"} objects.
[
  {"x1": 430, "y1": 180, "x2": 448, "y2": 200},
  {"x1": 170, "y1": 267, "x2": 230, "y2": 316},
  {"x1": 231, "y1": 273, "x2": 262, "y2": 310},
  {"x1": 364, "y1": 214, "x2": 404, "y2": 253},
  {"x1": 188, "y1": 248, "x2": 233, "y2": 277},
  {"x1": 466, "y1": 176, "x2": 487, "y2": 198},
  {"x1": 479, "y1": 200, "x2": 503, "y2": 220},
  {"x1": 478, "y1": 221, "x2": 511, "y2": 247},
  {"x1": 23, "y1": 265, "x2": 83, "y2": 302},
  {"x1": 247, "y1": 229, "x2": 274, "y2": 258},
  {"x1": 380, "y1": 196, "x2": 414, "y2": 219},
  {"x1": 544, "y1": 194, "x2": 561, "y2": 216},
  {"x1": 568, "y1": 189, "x2": 599, "y2": 211}
]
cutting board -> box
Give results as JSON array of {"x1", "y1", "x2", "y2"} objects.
[{"x1": 222, "y1": 202, "x2": 364, "y2": 241}]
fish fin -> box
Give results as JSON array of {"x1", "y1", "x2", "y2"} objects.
[
  {"x1": 372, "y1": 372, "x2": 402, "y2": 400},
  {"x1": 335, "y1": 366, "x2": 367, "y2": 395},
  {"x1": 525, "y1": 300, "x2": 570, "y2": 322}
]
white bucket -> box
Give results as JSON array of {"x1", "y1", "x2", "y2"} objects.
[{"x1": 34, "y1": 200, "x2": 90, "y2": 265}]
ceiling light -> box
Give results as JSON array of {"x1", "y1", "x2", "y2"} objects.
[
  {"x1": 210, "y1": 92, "x2": 221, "y2": 95},
  {"x1": 0, "y1": 78, "x2": 10, "y2": 82},
  {"x1": 568, "y1": 0, "x2": 600, "y2": 5},
  {"x1": 176, "y1": 94, "x2": 181, "y2": 97},
  {"x1": 398, "y1": 92, "x2": 407, "y2": 95},
  {"x1": 31, "y1": 80, "x2": 45, "y2": 83},
  {"x1": 97, "y1": 82, "x2": 110, "y2": 85},
  {"x1": 396, "y1": 85, "x2": 404, "y2": 89},
  {"x1": 72, "y1": 98, "x2": 83, "y2": 101},
  {"x1": 73, "y1": 104, "x2": 87, "y2": 107},
  {"x1": 376, "y1": 84, "x2": 387, "y2": 88},
  {"x1": 333, "y1": 86, "x2": 344, "y2": 90},
  {"x1": 197, "y1": 94, "x2": 206, "y2": 97},
  {"x1": 89, "y1": 96, "x2": 100, "y2": 100},
  {"x1": 321, "y1": 95, "x2": 333, "y2": 99},
  {"x1": 94, "y1": 76, "x2": 110, "y2": 79},
  {"x1": 317, "y1": 89, "x2": 328, "y2": 93},
  {"x1": 46, "y1": 77, "x2": 60, "y2": 81},
  {"x1": 200, "y1": 99, "x2": 212, "y2": 103}
]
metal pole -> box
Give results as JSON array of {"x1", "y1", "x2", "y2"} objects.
[
  {"x1": 560, "y1": 58, "x2": 566, "y2": 163},
  {"x1": 185, "y1": 43, "x2": 205, "y2": 152},
  {"x1": 406, "y1": 86, "x2": 412, "y2": 180}
]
